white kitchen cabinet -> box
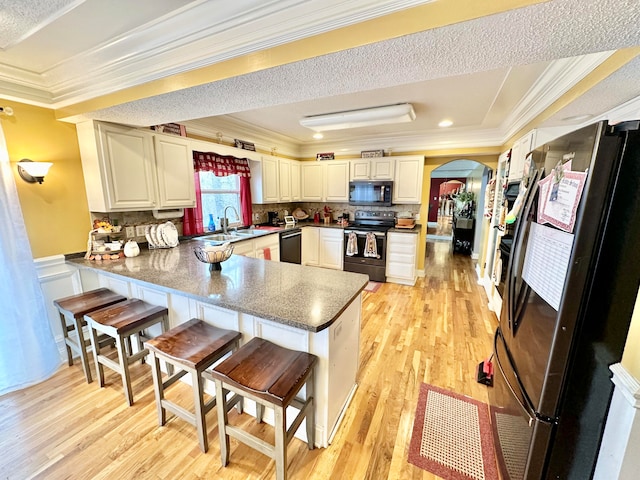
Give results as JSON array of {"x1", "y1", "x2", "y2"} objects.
[
  {"x1": 325, "y1": 161, "x2": 350, "y2": 202},
  {"x1": 250, "y1": 155, "x2": 280, "y2": 204},
  {"x1": 277, "y1": 158, "x2": 301, "y2": 203},
  {"x1": 302, "y1": 227, "x2": 320, "y2": 266},
  {"x1": 319, "y1": 228, "x2": 344, "y2": 270},
  {"x1": 278, "y1": 158, "x2": 292, "y2": 202},
  {"x1": 508, "y1": 130, "x2": 535, "y2": 182},
  {"x1": 254, "y1": 234, "x2": 280, "y2": 261},
  {"x1": 301, "y1": 162, "x2": 325, "y2": 201},
  {"x1": 232, "y1": 239, "x2": 256, "y2": 257},
  {"x1": 304, "y1": 226, "x2": 343, "y2": 270},
  {"x1": 386, "y1": 232, "x2": 418, "y2": 286},
  {"x1": 392, "y1": 155, "x2": 424, "y2": 204},
  {"x1": 230, "y1": 233, "x2": 280, "y2": 260},
  {"x1": 291, "y1": 161, "x2": 301, "y2": 201},
  {"x1": 350, "y1": 158, "x2": 394, "y2": 180},
  {"x1": 77, "y1": 120, "x2": 157, "y2": 212},
  {"x1": 301, "y1": 161, "x2": 349, "y2": 202},
  {"x1": 153, "y1": 135, "x2": 196, "y2": 208},
  {"x1": 77, "y1": 120, "x2": 197, "y2": 212}
]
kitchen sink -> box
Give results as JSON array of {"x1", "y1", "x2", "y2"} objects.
[{"x1": 196, "y1": 228, "x2": 272, "y2": 244}]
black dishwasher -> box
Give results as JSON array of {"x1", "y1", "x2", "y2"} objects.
[{"x1": 279, "y1": 228, "x2": 301, "y2": 264}]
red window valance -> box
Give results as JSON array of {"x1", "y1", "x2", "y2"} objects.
[{"x1": 192, "y1": 151, "x2": 251, "y2": 177}]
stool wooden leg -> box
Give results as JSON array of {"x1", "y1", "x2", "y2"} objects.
[
  {"x1": 274, "y1": 404, "x2": 287, "y2": 480},
  {"x1": 58, "y1": 313, "x2": 73, "y2": 366},
  {"x1": 72, "y1": 316, "x2": 93, "y2": 384},
  {"x1": 256, "y1": 403, "x2": 264, "y2": 423},
  {"x1": 149, "y1": 351, "x2": 166, "y2": 426},
  {"x1": 214, "y1": 379, "x2": 230, "y2": 466},
  {"x1": 87, "y1": 320, "x2": 105, "y2": 387},
  {"x1": 305, "y1": 370, "x2": 315, "y2": 450},
  {"x1": 115, "y1": 334, "x2": 134, "y2": 406},
  {"x1": 192, "y1": 369, "x2": 208, "y2": 452}
]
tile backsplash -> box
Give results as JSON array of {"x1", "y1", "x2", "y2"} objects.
[{"x1": 92, "y1": 202, "x2": 420, "y2": 240}]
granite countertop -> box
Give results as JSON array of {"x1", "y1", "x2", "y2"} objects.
[
  {"x1": 67, "y1": 240, "x2": 368, "y2": 333},
  {"x1": 388, "y1": 224, "x2": 422, "y2": 234}
]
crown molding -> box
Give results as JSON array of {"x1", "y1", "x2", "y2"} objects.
[
  {"x1": 182, "y1": 117, "x2": 303, "y2": 159},
  {"x1": 501, "y1": 51, "x2": 614, "y2": 140},
  {"x1": 6, "y1": 0, "x2": 431, "y2": 107},
  {"x1": 597, "y1": 94, "x2": 640, "y2": 125}
]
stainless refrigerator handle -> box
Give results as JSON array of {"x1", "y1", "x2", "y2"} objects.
[{"x1": 494, "y1": 329, "x2": 536, "y2": 425}]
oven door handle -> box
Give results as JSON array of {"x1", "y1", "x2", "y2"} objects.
[{"x1": 344, "y1": 230, "x2": 386, "y2": 237}]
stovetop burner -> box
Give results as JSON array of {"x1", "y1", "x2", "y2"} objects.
[{"x1": 351, "y1": 210, "x2": 395, "y2": 230}]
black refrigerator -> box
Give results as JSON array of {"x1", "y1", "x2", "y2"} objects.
[{"x1": 489, "y1": 120, "x2": 640, "y2": 479}]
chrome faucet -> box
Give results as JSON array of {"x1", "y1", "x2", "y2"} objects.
[{"x1": 222, "y1": 205, "x2": 240, "y2": 234}]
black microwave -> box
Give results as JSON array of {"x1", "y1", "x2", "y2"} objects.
[{"x1": 348, "y1": 181, "x2": 393, "y2": 206}]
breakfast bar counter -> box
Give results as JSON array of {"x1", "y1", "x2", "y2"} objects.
[{"x1": 66, "y1": 240, "x2": 368, "y2": 447}]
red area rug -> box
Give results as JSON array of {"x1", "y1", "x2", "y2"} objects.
[
  {"x1": 408, "y1": 383, "x2": 498, "y2": 480},
  {"x1": 363, "y1": 281, "x2": 381, "y2": 293}
]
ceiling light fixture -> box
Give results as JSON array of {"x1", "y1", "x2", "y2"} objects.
[
  {"x1": 300, "y1": 103, "x2": 416, "y2": 132},
  {"x1": 313, "y1": 132, "x2": 324, "y2": 139},
  {"x1": 438, "y1": 119, "x2": 453, "y2": 128},
  {"x1": 17, "y1": 159, "x2": 53, "y2": 184}
]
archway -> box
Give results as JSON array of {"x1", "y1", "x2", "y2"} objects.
[{"x1": 427, "y1": 159, "x2": 492, "y2": 258}]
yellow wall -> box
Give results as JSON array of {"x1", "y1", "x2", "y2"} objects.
[
  {"x1": 2, "y1": 101, "x2": 90, "y2": 258},
  {"x1": 621, "y1": 289, "x2": 640, "y2": 378}
]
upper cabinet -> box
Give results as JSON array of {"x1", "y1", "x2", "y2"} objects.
[
  {"x1": 350, "y1": 158, "x2": 394, "y2": 180},
  {"x1": 507, "y1": 131, "x2": 535, "y2": 182},
  {"x1": 392, "y1": 155, "x2": 424, "y2": 204},
  {"x1": 290, "y1": 161, "x2": 301, "y2": 201},
  {"x1": 301, "y1": 162, "x2": 325, "y2": 201},
  {"x1": 300, "y1": 161, "x2": 349, "y2": 202},
  {"x1": 250, "y1": 155, "x2": 280, "y2": 204},
  {"x1": 76, "y1": 120, "x2": 196, "y2": 212},
  {"x1": 153, "y1": 135, "x2": 196, "y2": 209},
  {"x1": 325, "y1": 161, "x2": 350, "y2": 202}
]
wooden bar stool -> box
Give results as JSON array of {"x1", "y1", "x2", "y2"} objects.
[
  {"x1": 208, "y1": 337, "x2": 317, "y2": 480},
  {"x1": 53, "y1": 288, "x2": 127, "y2": 383},
  {"x1": 144, "y1": 318, "x2": 242, "y2": 452},
  {"x1": 85, "y1": 299, "x2": 169, "y2": 406}
]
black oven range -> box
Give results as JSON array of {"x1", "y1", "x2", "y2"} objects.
[{"x1": 343, "y1": 210, "x2": 395, "y2": 282}]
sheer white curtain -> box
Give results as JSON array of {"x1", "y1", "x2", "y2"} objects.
[{"x1": 0, "y1": 123, "x2": 61, "y2": 396}]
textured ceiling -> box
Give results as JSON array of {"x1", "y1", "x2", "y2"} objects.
[{"x1": 1, "y1": 0, "x2": 640, "y2": 156}]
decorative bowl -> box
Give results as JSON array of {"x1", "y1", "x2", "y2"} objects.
[{"x1": 193, "y1": 244, "x2": 234, "y2": 271}]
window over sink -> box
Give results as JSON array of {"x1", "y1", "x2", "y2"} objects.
[{"x1": 199, "y1": 172, "x2": 242, "y2": 231}]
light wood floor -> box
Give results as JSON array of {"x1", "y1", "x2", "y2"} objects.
[{"x1": 0, "y1": 241, "x2": 498, "y2": 480}]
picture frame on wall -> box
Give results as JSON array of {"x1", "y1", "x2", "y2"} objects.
[
  {"x1": 234, "y1": 139, "x2": 256, "y2": 151},
  {"x1": 361, "y1": 149, "x2": 384, "y2": 158},
  {"x1": 150, "y1": 123, "x2": 187, "y2": 136},
  {"x1": 316, "y1": 152, "x2": 335, "y2": 161}
]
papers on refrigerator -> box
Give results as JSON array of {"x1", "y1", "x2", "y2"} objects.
[
  {"x1": 537, "y1": 162, "x2": 587, "y2": 233},
  {"x1": 522, "y1": 222, "x2": 574, "y2": 311}
]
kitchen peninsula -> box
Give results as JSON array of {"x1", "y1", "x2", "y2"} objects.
[{"x1": 66, "y1": 240, "x2": 368, "y2": 447}]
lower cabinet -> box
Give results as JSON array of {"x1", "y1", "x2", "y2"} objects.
[
  {"x1": 319, "y1": 229, "x2": 344, "y2": 270},
  {"x1": 302, "y1": 227, "x2": 320, "y2": 266},
  {"x1": 386, "y1": 232, "x2": 418, "y2": 286},
  {"x1": 230, "y1": 234, "x2": 280, "y2": 260},
  {"x1": 303, "y1": 227, "x2": 344, "y2": 270}
]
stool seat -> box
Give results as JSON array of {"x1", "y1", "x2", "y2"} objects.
[
  {"x1": 209, "y1": 338, "x2": 317, "y2": 480},
  {"x1": 146, "y1": 318, "x2": 240, "y2": 370},
  {"x1": 53, "y1": 288, "x2": 127, "y2": 383},
  {"x1": 88, "y1": 299, "x2": 167, "y2": 334},
  {"x1": 86, "y1": 298, "x2": 169, "y2": 406},
  {"x1": 145, "y1": 318, "x2": 241, "y2": 452},
  {"x1": 211, "y1": 337, "x2": 317, "y2": 407}
]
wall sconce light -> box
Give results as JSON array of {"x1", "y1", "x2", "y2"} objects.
[
  {"x1": 17, "y1": 159, "x2": 53, "y2": 184},
  {"x1": 0, "y1": 106, "x2": 14, "y2": 116}
]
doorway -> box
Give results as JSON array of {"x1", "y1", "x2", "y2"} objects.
[{"x1": 427, "y1": 160, "x2": 492, "y2": 258}]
